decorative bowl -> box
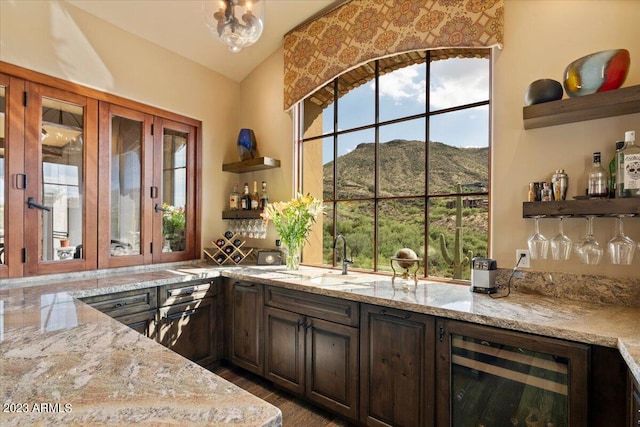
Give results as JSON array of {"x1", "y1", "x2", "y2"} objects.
[
  {"x1": 237, "y1": 128, "x2": 257, "y2": 160},
  {"x1": 563, "y1": 49, "x2": 630, "y2": 97},
  {"x1": 524, "y1": 79, "x2": 563, "y2": 106}
]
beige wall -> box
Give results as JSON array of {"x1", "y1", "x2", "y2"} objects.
[
  {"x1": 492, "y1": 0, "x2": 640, "y2": 278},
  {"x1": 3, "y1": 0, "x2": 639, "y2": 278},
  {"x1": 0, "y1": 0, "x2": 240, "y2": 253}
]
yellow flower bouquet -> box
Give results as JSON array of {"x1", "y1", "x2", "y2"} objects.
[{"x1": 261, "y1": 193, "x2": 324, "y2": 269}]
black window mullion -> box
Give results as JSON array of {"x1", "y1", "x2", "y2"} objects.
[
  {"x1": 373, "y1": 60, "x2": 380, "y2": 272},
  {"x1": 424, "y1": 51, "x2": 431, "y2": 278}
]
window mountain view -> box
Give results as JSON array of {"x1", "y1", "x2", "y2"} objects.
[{"x1": 321, "y1": 139, "x2": 489, "y2": 280}]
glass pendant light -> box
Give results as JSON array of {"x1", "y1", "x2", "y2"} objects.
[{"x1": 203, "y1": 0, "x2": 265, "y2": 53}]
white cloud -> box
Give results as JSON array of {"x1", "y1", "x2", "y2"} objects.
[
  {"x1": 371, "y1": 64, "x2": 426, "y2": 105},
  {"x1": 371, "y1": 58, "x2": 489, "y2": 111}
]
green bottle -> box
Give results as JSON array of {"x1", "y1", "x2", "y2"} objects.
[{"x1": 609, "y1": 140, "x2": 624, "y2": 198}]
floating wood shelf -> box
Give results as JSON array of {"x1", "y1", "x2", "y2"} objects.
[
  {"x1": 222, "y1": 209, "x2": 264, "y2": 220},
  {"x1": 222, "y1": 156, "x2": 281, "y2": 173},
  {"x1": 522, "y1": 199, "x2": 640, "y2": 218},
  {"x1": 523, "y1": 85, "x2": 640, "y2": 129}
]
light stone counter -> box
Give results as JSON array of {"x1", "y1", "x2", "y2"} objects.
[
  {"x1": 224, "y1": 265, "x2": 640, "y2": 384},
  {"x1": 1, "y1": 262, "x2": 639, "y2": 426},
  {"x1": 0, "y1": 267, "x2": 281, "y2": 427}
]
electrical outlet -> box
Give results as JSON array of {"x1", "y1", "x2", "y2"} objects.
[{"x1": 516, "y1": 249, "x2": 531, "y2": 268}]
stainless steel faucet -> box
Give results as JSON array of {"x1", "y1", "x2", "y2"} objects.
[{"x1": 333, "y1": 234, "x2": 353, "y2": 275}]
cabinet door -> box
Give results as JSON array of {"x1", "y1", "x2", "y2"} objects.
[
  {"x1": 23, "y1": 82, "x2": 98, "y2": 276},
  {"x1": 152, "y1": 117, "x2": 198, "y2": 263},
  {"x1": 306, "y1": 317, "x2": 359, "y2": 420},
  {"x1": 631, "y1": 372, "x2": 640, "y2": 427},
  {"x1": 264, "y1": 306, "x2": 305, "y2": 394},
  {"x1": 0, "y1": 73, "x2": 25, "y2": 279},
  {"x1": 436, "y1": 318, "x2": 589, "y2": 427},
  {"x1": 230, "y1": 281, "x2": 264, "y2": 375},
  {"x1": 360, "y1": 304, "x2": 435, "y2": 427},
  {"x1": 97, "y1": 102, "x2": 153, "y2": 268},
  {"x1": 158, "y1": 296, "x2": 218, "y2": 368},
  {"x1": 114, "y1": 309, "x2": 158, "y2": 340}
]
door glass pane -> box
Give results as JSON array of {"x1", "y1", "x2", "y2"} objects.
[
  {"x1": 451, "y1": 333, "x2": 569, "y2": 426},
  {"x1": 110, "y1": 115, "x2": 142, "y2": 256},
  {"x1": 162, "y1": 129, "x2": 187, "y2": 253},
  {"x1": 41, "y1": 98, "x2": 83, "y2": 262},
  {"x1": 0, "y1": 85, "x2": 5, "y2": 265}
]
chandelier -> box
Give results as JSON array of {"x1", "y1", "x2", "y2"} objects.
[{"x1": 203, "y1": 0, "x2": 265, "y2": 53}]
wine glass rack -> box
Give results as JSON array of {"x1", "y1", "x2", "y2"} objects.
[{"x1": 204, "y1": 232, "x2": 253, "y2": 265}]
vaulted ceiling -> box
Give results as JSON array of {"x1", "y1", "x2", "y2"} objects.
[{"x1": 64, "y1": 0, "x2": 338, "y2": 83}]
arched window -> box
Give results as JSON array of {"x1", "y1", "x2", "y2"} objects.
[{"x1": 296, "y1": 50, "x2": 490, "y2": 281}]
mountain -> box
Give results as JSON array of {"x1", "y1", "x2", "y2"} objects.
[{"x1": 323, "y1": 139, "x2": 488, "y2": 198}]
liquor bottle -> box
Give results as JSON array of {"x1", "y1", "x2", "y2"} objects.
[
  {"x1": 619, "y1": 130, "x2": 639, "y2": 197},
  {"x1": 541, "y1": 182, "x2": 552, "y2": 201},
  {"x1": 250, "y1": 181, "x2": 260, "y2": 210},
  {"x1": 608, "y1": 141, "x2": 624, "y2": 198},
  {"x1": 260, "y1": 181, "x2": 269, "y2": 209},
  {"x1": 527, "y1": 182, "x2": 536, "y2": 202},
  {"x1": 241, "y1": 183, "x2": 250, "y2": 210},
  {"x1": 587, "y1": 152, "x2": 608, "y2": 198},
  {"x1": 229, "y1": 183, "x2": 239, "y2": 210}
]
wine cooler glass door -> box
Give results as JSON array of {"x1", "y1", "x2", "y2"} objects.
[{"x1": 437, "y1": 319, "x2": 589, "y2": 427}]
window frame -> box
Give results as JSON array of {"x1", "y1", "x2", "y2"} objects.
[{"x1": 295, "y1": 50, "x2": 492, "y2": 281}]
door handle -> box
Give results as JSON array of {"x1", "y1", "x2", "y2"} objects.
[
  {"x1": 27, "y1": 197, "x2": 51, "y2": 211},
  {"x1": 154, "y1": 203, "x2": 167, "y2": 213}
]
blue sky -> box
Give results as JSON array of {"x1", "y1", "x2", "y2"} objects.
[{"x1": 320, "y1": 58, "x2": 490, "y2": 164}]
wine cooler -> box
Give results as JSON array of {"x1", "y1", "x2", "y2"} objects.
[{"x1": 436, "y1": 319, "x2": 589, "y2": 427}]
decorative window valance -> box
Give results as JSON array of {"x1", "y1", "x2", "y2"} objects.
[{"x1": 283, "y1": 0, "x2": 504, "y2": 111}]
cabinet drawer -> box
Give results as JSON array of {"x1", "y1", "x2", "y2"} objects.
[
  {"x1": 81, "y1": 287, "x2": 157, "y2": 317},
  {"x1": 265, "y1": 286, "x2": 358, "y2": 327},
  {"x1": 159, "y1": 279, "x2": 218, "y2": 306}
]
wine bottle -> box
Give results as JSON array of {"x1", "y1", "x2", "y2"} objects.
[
  {"x1": 241, "y1": 183, "x2": 250, "y2": 210},
  {"x1": 229, "y1": 183, "x2": 239, "y2": 210},
  {"x1": 619, "y1": 130, "x2": 639, "y2": 197},
  {"x1": 587, "y1": 152, "x2": 608, "y2": 198},
  {"x1": 609, "y1": 141, "x2": 624, "y2": 198},
  {"x1": 260, "y1": 181, "x2": 269, "y2": 209},
  {"x1": 251, "y1": 181, "x2": 260, "y2": 210}
]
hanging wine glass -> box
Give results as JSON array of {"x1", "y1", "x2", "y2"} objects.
[
  {"x1": 550, "y1": 216, "x2": 572, "y2": 260},
  {"x1": 608, "y1": 215, "x2": 636, "y2": 265},
  {"x1": 527, "y1": 216, "x2": 548, "y2": 260},
  {"x1": 575, "y1": 216, "x2": 603, "y2": 265}
]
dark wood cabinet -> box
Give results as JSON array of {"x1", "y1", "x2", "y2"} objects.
[
  {"x1": 360, "y1": 304, "x2": 435, "y2": 427},
  {"x1": 630, "y1": 371, "x2": 640, "y2": 427},
  {"x1": 264, "y1": 288, "x2": 359, "y2": 420},
  {"x1": 436, "y1": 318, "x2": 590, "y2": 427},
  {"x1": 229, "y1": 280, "x2": 264, "y2": 375},
  {"x1": 80, "y1": 287, "x2": 158, "y2": 339},
  {"x1": 158, "y1": 297, "x2": 218, "y2": 367},
  {"x1": 158, "y1": 280, "x2": 220, "y2": 368}
]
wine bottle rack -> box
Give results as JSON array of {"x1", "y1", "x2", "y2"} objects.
[{"x1": 203, "y1": 233, "x2": 253, "y2": 265}]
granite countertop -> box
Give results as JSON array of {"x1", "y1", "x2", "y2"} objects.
[
  {"x1": 0, "y1": 266, "x2": 281, "y2": 427},
  {"x1": 1, "y1": 263, "x2": 639, "y2": 426}
]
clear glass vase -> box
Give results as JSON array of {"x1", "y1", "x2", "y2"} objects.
[{"x1": 283, "y1": 240, "x2": 301, "y2": 270}]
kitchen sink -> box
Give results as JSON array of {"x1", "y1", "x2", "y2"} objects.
[{"x1": 280, "y1": 269, "x2": 375, "y2": 288}]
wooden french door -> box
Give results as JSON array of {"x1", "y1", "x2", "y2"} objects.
[
  {"x1": 23, "y1": 82, "x2": 97, "y2": 275},
  {"x1": 0, "y1": 73, "x2": 25, "y2": 279},
  {"x1": 97, "y1": 102, "x2": 154, "y2": 268},
  {"x1": 152, "y1": 117, "x2": 197, "y2": 263}
]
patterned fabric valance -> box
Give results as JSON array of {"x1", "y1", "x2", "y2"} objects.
[{"x1": 283, "y1": 0, "x2": 504, "y2": 111}]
